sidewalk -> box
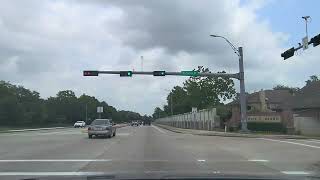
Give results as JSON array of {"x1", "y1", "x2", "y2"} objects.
[
  {"x1": 0, "y1": 126, "x2": 71, "y2": 133},
  {"x1": 154, "y1": 123, "x2": 318, "y2": 139}
]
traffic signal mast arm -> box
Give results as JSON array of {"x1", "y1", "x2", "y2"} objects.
[
  {"x1": 86, "y1": 70, "x2": 240, "y2": 79},
  {"x1": 281, "y1": 33, "x2": 320, "y2": 60}
]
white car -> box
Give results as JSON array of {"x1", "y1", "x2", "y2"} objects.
[{"x1": 74, "y1": 121, "x2": 86, "y2": 128}]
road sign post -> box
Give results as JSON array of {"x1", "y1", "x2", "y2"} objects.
[{"x1": 97, "y1": 106, "x2": 103, "y2": 119}]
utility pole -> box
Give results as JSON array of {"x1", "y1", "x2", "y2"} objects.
[
  {"x1": 238, "y1": 47, "x2": 248, "y2": 131},
  {"x1": 302, "y1": 16, "x2": 311, "y2": 38},
  {"x1": 210, "y1": 35, "x2": 248, "y2": 132}
]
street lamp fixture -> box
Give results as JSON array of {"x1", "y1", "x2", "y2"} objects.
[
  {"x1": 210, "y1": 35, "x2": 240, "y2": 57},
  {"x1": 209, "y1": 34, "x2": 248, "y2": 132}
]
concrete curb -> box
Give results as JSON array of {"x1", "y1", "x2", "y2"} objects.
[
  {"x1": 154, "y1": 123, "x2": 316, "y2": 139},
  {"x1": 0, "y1": 126, "x2": 72, "y2": 133}
]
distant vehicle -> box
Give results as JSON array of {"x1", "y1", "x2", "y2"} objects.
[
  {"x1": 74, "y1": 121, "x2": 86, "y2": 128},
  {"x1": 144, "y1": 120, "x2": 151, "y2": 126},
  {"x1": 131, "y1": 121, "x2": 139, "y2": 126},
  {"x1": 88, "y1": 119, "x2": 116, "y2": 139}
]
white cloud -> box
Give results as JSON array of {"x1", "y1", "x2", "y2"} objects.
[{"x1": 0, "y1": 0, "x2": 318, "y2": 115}]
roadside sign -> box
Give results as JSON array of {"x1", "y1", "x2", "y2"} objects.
[
  {"x1": 181, "y1": 71, "x2": 199, "y2": 77},
  {"x1": 97, "y1": 106, "x2": 103, "y2": 113}
]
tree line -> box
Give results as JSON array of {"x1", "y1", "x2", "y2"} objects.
[
  {"x1": 0, "y1": 81, "x2": 151, "y2": 127},
  {"x1": 152, "y1": 66, "x2": 236, "y2": 121}
]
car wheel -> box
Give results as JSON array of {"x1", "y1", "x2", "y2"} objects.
[{"x1": 88, "y1": 134, "x2": 93, "y2": 139}]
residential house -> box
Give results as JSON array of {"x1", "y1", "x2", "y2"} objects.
[
  {"x1": 289, "y1": 81, "x2": 320, "y2": 135},
  {"x1": 228, "y1": 82, "x2": 320, "y2": 135},
  {"x1": 228, "y1": 89, "x2": 295, "y2": 133}
]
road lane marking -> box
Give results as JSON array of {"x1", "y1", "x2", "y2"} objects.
[
  {"x1": 117, "y1": 133, "x2": 130, "y2": 136},
  {"x1": 248, "y1": 159, "x2": 269, "y2": 162},
  {"x1": 197, "y1": 159, "x2": 206, "y2": 162},
  {"x1": 297, "y1": 139, "x2": 320, "y2": 144},
  {"x1": 151, "y1": 125, "x2": 166, "y2": 134},
  {"x1": 0, "y1": 172, "x2": 107, "y2": 176},
  {"x1": 281, "y1": 171, "x2": 311, "y2": 175},
  {"x1": 0, "y1": 159, "x2": 112, "y2": 162},
  {"x1": 260, "y1": 138, "x2": 320, "y2": 149}
]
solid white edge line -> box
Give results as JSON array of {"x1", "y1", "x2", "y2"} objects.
[
  {"x1": 151, "y1": 125, "x2": 166, "y2": 134},
  {"x1": 0, "y1": 159, "x2": 112, "y2": 162},
  {"x1": 281, "y1": 171, "x2": 311, "y2": 175},
  {"x1": 298, "y1": 139, "x2": 320, "y2": 144},
  {"x1": 260, "y1": 138, "x2": 320, "y2": 149},
  {"x1": 0, "y1": 172, "x2": 106, "y2": 176}
]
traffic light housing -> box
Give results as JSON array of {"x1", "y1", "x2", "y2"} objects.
[
  {"x1": 281, "y1": 47, "x2": 295, "y2": 60},
  {"x1": 311, "y1": 34, "x2": 320, "y2": 47},
  {"x1": 120, "y1": 71, "x2": 132, "y2": 77},
  {"x1": 153, "y1": 71, "x2": 166, "y2": 76},
  {"x1": 83, "y1": 71, "x2": 99, "y2": 76}
]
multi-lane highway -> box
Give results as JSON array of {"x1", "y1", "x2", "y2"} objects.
[{"x1": 0, "y1": 125, "x2": 319, "y2": 179}]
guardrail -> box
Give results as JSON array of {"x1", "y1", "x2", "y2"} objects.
[{"x1": 155, "y1": 108, "x2": 220, "y2": 131}]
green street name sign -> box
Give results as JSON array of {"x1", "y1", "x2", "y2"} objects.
[{"x1": 181, "y1": 71, "x2": 199, "y2": 77}]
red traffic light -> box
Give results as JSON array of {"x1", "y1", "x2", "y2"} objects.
[{"x1": 83, "y1": 71, "x2": 99, "y2": 76}]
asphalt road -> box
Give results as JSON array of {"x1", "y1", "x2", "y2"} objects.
[{"x1": 0, "y1": 125, "x2": 319, "y2": 179}]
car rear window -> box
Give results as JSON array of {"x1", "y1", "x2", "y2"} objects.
[{"x1": 91, "y1": 120, "x2": 110, "y2": 125}]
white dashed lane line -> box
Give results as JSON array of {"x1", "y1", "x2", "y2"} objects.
[
  {"x1": 248, "y1": 159, "x2": 269, "y2": 162},
  {"x1": 281, "y1": 171, "x2": 311, "y2": 175}
]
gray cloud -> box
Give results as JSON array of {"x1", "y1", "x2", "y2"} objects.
[{"x1": 0, "y1": 0, "x2": 318, "y2": 115}]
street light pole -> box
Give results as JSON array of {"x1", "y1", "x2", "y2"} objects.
[
  {"x1": 238, "y1": 47, "x2": 248, "y2": 131},
  {"x1": 210, "y1": 35, "x2": 248, "y2": 132}
]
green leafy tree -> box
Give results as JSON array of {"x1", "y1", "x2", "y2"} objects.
[
  {"x1": 163, "y1": 66, "x2": 236, "y2": 116},
  {"x1": 153, "y1": 107, "x2": 166, "y2": 119},
  {"x1": 273, "y1": 85, "x2": 300, "y2": 94},
  {"x1": 306, "y1": 75, "x2": 319, "y2": 85}
]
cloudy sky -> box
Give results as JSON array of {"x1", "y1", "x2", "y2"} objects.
[{"x1": 0, "y1": 0, "x2": 319, "y2": 115}]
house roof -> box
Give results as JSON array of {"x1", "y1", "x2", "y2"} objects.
[
  {"x1": 229, "y1": 81, "x2": 320, "y2": 110},
  {"x1": 289, "y1": 81, "x2": 320, "y2": 109},
  {"x1": 229, "y1": 90, "x2": 293, "y2": 107}
]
